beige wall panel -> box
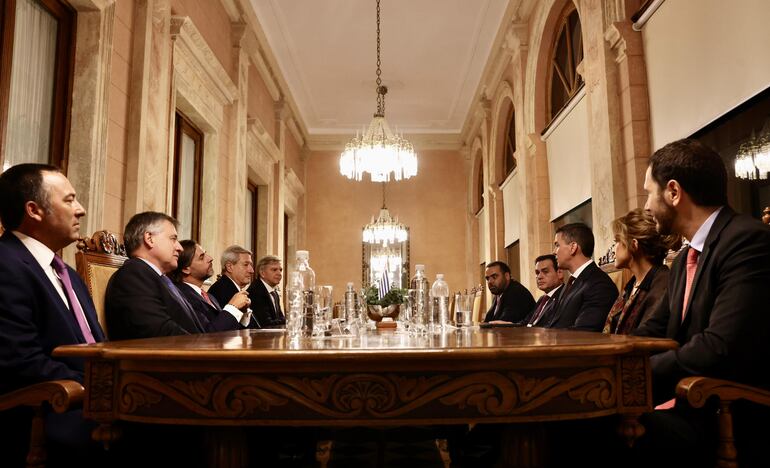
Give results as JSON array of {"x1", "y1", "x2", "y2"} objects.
[
  {"x1": 644, "y1": 0, "x2": 770, "y2": 148},
  {"x1": 305, "y1": 150, "x2": 469, "y2": 300},
  {"x1": 170, "y1": 0, "x2": 234, "y2": 80},
  {"x1": 247, "y1": 63, "x2": 277, "y2": 142}
]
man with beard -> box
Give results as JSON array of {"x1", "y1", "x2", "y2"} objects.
[
  {"x1": 170, "y1": 240, "x2": 253, "y2": 331},
  {"x1": 632, "y1": 139, "x2": 770, "y2": 466},
  {"x1": 483, "y1": 261, "x2": 535, "y2": 324}
]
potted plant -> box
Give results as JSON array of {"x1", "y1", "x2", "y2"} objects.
[{"x1": 364, "y1": 285, "x2": 406, "y2": 321}]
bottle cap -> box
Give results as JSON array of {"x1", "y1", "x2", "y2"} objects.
[
  {"x1": 436, "y1": 273, "x2": 444, "y2": 279},
  {"x1": 415, "y1": 264, "x2": 425, "y2": 272},
  {"x1": 347, "y1": 282, "x2": 354, "y2": 288},
  {"x1": 296, "y1": 250, "x2": 309, "y2": 261}
]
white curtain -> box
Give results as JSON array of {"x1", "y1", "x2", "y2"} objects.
[
  {"x1": 3, "y1": 0, "x2": 58, "y2": 171},
  {"x1": 176, "y1": 132, "x2": 196, "y2": 239}
]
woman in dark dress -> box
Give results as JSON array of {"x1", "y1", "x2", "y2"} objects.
[{"x1": 603, "y1": 208, "x2": 681, "y2": 334}]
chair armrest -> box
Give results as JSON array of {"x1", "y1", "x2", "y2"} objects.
[
  {"x1": 0, "y1": 380, "x2": 85, "y2": 414},
  {"x1": 676, "y1": 376, "x2": 770, "y2": 409}
]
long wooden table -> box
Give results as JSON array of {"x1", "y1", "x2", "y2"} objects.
[{"x1": 54, "y1": 327, "x2": 676, "y2": 467}]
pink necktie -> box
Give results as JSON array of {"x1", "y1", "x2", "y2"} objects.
[
  {"x1": 657, "y1": 248, "x2": 701, "y2": 410},
  {"x1": 51, "y1": 256, "x2": 95, "y2": 344},
  {"x1": 201, "y1": 289, "x2": 214, "y2": 306},
  {"x1": 681, "y1": 248, "x2": 699, "y2": 322}
]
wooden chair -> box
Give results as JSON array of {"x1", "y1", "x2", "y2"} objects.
[
  {"x1": 75, "y1": 230, "x2": 127, "y2": 338},
  {"x1": 472, "y1": 288, "x2": 483, "y2": 324},
  {"x1": 0, "y1": 231, "x2": 125, "y2": 467},
  {"x1": 676, "y1": 377, "x2": 770, "y2": 468}
]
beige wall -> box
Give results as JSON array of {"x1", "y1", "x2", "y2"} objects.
[
  {"x1": 305, "y1": 149, "x2": 469, "y2": 301},
  {"x1": 247, "y1": 63, "x2": 277, "y2": 141}
]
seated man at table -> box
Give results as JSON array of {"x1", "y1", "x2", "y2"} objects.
[
  {"x1": 207, "y1": 245, "x2": 254, "y2": 307},
  {"x1": 521, "y1": 254, "x2": 564, "y2": 327},
  {"x1": 106, "y1": 211, "x2": 212, "y2": 339},
  {"x1": 170, "y1": 240, "x2": 253, "y2": 331},
  {"x1": 483, "y1": 261, "x2": 535, "y2": 324},
  {"x1": 545, "y1": 223, "x2": 617, "y2": 331},
  {"x1": 0, "y1": 163, "x2": 106, "y2": 465},
  {"x1": 246, "y1": 255, "x2": 286, "y2": 328},
  {"x1": 631, "y1": 139, "x2": 770, "y2": 466}
]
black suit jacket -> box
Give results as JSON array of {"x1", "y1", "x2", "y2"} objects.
[
  {"x1": 522, "y1": 285, "x2": 563, "y2": 327},
  {"x1": 635, "y1": 207, "x2": 770, "y2": 401},
  {"x1": 545, "y1": 261, "x2": 617, "y2": 331},
  {"x1": 0, "y1": 232, "x2": 105, "y2": 393},
  {"x1": 176, "y1": 282, "x2": 243, "y2": 332},
  {"x1": 484, "y1": 280, "x2": 536, "y2": 323},
  {"x1": 207, "y1": 275, "x2": 240, "y2": 309},
  {"x1": 246, "y1": 278, "x2": 286, "y2": 327},
  {"x1": 105, "y1": 257, "x2": 203, "y2": 340}
]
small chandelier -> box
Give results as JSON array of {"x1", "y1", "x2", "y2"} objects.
[
  {"x1": 363, "y1": 183, "x2": 408, "y2": 246},
  {"x1": 339, "y1": 0, "x2": 418, "y2": 182},
  {"x1": 734, "y1": 130, "x2": 770, "y2": 180}
]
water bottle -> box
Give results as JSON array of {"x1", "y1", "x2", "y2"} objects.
[
  {"x1": 344, "y1": 282, "x2": 359, "y2": 334},
  {"x1": 409, "y1": 265, "x2": 430, "y2": 332},
  {"x1": 286, "y1": 250, "x2": 316, "y2": 338},
  {"x1": 430, "y1": 274, "x2": 449, "y2": 331}
]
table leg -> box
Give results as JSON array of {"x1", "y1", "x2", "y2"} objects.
[
  {"x1": 497, "y1": 423, "x2": 546, "y2": 468},
  {"x1": 617, "y1": 413, "x2": 646, "y2": 447},
  {"x1": 205, "y1": 427, "x2": 248, "y2": 468}
]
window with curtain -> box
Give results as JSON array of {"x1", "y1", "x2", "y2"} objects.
[
  {"x1": 475, "y1": 158, "x2": 484, "y2": 214},
  {"x1": 548, "y1": 4, "x2": 584, "y2": 124},
  {"x1": 0, "y1": 0, "x2": 75, "y2": 171},
  {"x1": 504, "y1": 109, "x2": 516, "y2": 177},
  {"x1": 505, "y1": 241, "x2": 520, "y2": 281},
  {"x1": 246, "y1": 183, "x2": 258, "y2": 255},
  {"x1": 172, "y1": 112, "x2": 203, "y2": 240}
]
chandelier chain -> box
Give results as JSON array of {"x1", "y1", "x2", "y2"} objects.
[{"x1": 375, "y1": 0, "x2": 384, "y2": 116}]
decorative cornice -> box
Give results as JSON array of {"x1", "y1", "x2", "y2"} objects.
[
  {"x1": 170, "y1": 17, "x2": 237, "y2": 106},
  {"x1": 604, "y1": 24, "x2": 627, "y2": 63},
  {"x1": 286, "y1": 117, "x2": 305, "y2": 148},
  {"x1": 248, "y1": 117, "x2": 280, "y2": 162},
  {"x1": 284, "y1": 167, "x2": 305, "y2": 197}
]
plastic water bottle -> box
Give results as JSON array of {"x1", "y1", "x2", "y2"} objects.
[
  {"x1": 430, "y1": 274, "x2": 449, "y2": 331},
  {"x1": 409, "y1": 265, "x2": 430, "y2": 332},
  {"x1": 287, "y1": 250, "x2": 316, "y2": 338}
]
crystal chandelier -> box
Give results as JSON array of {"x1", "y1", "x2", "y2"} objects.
[
  {"x1": 339, "y1": 0, "x2": 418, "y2": 182},
  {"x1": 734, "y1": 130, "x2": 770, "y2": 180},
  {"x1": 363, "y1": 183, "x2": 408, "y2": 246}
]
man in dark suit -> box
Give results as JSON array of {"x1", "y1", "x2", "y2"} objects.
[
  {"x1": 522, "y1": 254, "x2": 564, "y2": 327},
  {"x1": 170, "y1": 240, "x2": 253, "y2": 331},
  {"x1": 0, "y1": 164, "x2": 106, "y2": 465},
  {"x1": 483, "y1": 261, "x2": 535, "y2": 323},
  {"x1": 247, "y1": 255, "x2": 286, "y2": 327},
  {"x1": 207, "y1": 245, "x2": 254, "y2": 307},
  {"x1": 545, "y1": 223, "x2": 617, "y2": 331},
  {"x1": 105, "y1": 212, "x2": 225, "y2": 339},
  {"x1": 631, "y1": 139, "x2": 770, "y2": 466}
]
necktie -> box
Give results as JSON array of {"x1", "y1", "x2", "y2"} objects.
[
  {"x1": 529, "y1": 295, "x2": 550, "y2": 325},
  {"x1": 270, "y1": 290, "x2": 285, "y2": 321},
  {"x1": 201, "y1": 289, "x2": 214, "y2": 307},
  {"x1": 681, "y1": 248, "x2": 700, "y2": 322},
  {"x1": 51, "y1": 256, "x2": 95, "y2": 344},
  {"x1": 161, "y1": 275, "x2": 204, "y2": 332}
]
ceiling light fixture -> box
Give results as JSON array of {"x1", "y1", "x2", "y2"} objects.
[
  {"x1": 339, "y1": 0, "x2": 418, "y2": 182},
  {"x1": 363, "y1": 183, "x2": 408, "y2": 246}
]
